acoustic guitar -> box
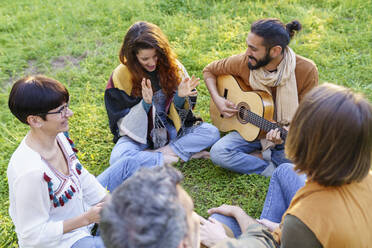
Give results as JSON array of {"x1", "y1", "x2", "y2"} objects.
[{"x1": 210, "y1": 75, "x2": 288, "y2": 142}]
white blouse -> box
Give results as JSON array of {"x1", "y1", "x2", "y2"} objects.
[{"x1": 7, "y1": 132, "x2": 107, "y2": 248}]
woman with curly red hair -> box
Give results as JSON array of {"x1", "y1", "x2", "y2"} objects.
[{"x1": 104, "y1": 21, "x2": 219, "y2": 171}]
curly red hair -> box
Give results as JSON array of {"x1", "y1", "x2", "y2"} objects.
[{"x1": 119, "y1": 21, "x2": 181, "y2": 97}]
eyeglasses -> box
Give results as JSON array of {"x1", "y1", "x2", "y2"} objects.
[{"x1": 45, "y1": 104, "x2": 69, "y2": 117}]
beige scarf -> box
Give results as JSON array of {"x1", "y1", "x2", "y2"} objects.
[{"x1": 249, "y1": 47, "x2": 298, "y2": 150}]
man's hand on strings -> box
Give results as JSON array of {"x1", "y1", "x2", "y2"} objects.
[{"x1": 214, "y1": 96, "x2": 238, "y2": 118}]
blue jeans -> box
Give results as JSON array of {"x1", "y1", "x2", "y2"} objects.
[
  {"x1": 71, "y1": 236, "x2": 104, "y2": 248},
  {"x1": 97, "y1": 157, "x2": 140, "y2": 193},
  {"x1": 212, "y1": 163, "x2": 306, "y2": 236},
  {"x1": 260, "y1": 163, "x2": 306, "y2": 223},
  {"x1": 210, "y1": 213, "x2": 242, "y2": 238},
  {"x1": 210, "y1": 131, "x2": 291, "y2": 175},
  {"x1": 110, "y1": 122, "x2": 220, "y2": 166}
]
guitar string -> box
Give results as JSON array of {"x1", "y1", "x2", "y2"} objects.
[{"x1": 239, "y1": 107, "x2": 287, "y2": 136}]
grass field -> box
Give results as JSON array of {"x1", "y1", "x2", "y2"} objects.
[{"x1": 0, "y1": 0, "x2": 371, "y2": 246}]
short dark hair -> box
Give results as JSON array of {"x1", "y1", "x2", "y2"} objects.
[
  {"x1": 251, "y1": 18, "x2": 302, "y2": 51},
  {"x1": 100, "y1": 165, "x2": 188, "y2": 248},
  {"x1": 286, "y1": 83, "x2": 372, "y2": 186},
  {"x1": 8, "y1": 75, "x2": 69, "y2": 124}
]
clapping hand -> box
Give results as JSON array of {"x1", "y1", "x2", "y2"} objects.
[
  {"x1": 177, "y1": 75, "x2": 199, "y2": 98},
  {"x1": 141, "y1": 78, "x2": 153, "y2": 104}
]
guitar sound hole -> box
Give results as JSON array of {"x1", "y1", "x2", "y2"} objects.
[{"x1": 237, "y1": 102, "x2": 250, "y2": 124}]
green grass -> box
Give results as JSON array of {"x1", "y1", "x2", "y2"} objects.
[{"x1": 0, "y1": 0, "x2": 371, "y2": 246}]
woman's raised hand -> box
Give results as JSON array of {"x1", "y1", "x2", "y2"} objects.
[
  {"x1": 177, "y1": 75, "x2": 200, "y2": 98},
  {"x1": 141, "y1": 78, "x2": 153, "y2": 104}
]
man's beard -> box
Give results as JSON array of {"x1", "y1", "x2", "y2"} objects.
[{"x1": 247, "y1": 52, "x2": 272, "y2": 70}]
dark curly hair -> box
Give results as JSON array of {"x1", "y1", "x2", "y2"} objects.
[{"x1": 119, "y1": 21, "x2": 181, "y2": 97}]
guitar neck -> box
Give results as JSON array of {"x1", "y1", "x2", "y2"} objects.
[{"x1": 241, "y1": 109, "x2": 288, "y2": 139}]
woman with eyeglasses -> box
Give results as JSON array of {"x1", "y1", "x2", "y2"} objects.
[
  {"x1": 104, "y1": 21, "x2": 220, "y2": 169},
  {"x1": 7, "y1": 75, "x2": 134, "y2": 248}
]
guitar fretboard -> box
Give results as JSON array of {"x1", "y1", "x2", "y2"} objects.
[{"x1": 239, "y1": 108, "x2": 288, "y2": 139}]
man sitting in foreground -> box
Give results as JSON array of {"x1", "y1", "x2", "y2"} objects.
[{"x1": 100, "y1": 165, "x2": 200, "y2": 248}]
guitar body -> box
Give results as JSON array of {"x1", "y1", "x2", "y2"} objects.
[{"x1": 210, "y1": 75, "x2": 275, "y2": 141}]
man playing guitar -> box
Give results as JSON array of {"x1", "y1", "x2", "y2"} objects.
[{"x1": 204, "y1": 18, "x2": 318, "y2": 176}]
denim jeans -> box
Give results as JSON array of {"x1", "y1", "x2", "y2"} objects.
[
  {"x1": 260, "y1": 163, "x2": 306, "y2": 223},
  {"x1": 71, "y1": 236, "x2": 104, "y2": 248},
  {"x1": 210, "y1": 131, "x2": 291, "y2": 175},
  {"x1": 110, "y1": 122, "x2": 220, "y2": 166},
  {"x1": 96, "y1": 156, "x2": 141, "y2": 193},
  {"x1": 210, "y1": 213, "x2": 242, "y2": 238},
  {"x1": 210, "y1": 163, "x2": 306, "y2": 236}
]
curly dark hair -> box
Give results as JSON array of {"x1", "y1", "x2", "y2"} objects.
[{"x1": 119, "y1": 21, "x2": 181, "y2": 97}]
